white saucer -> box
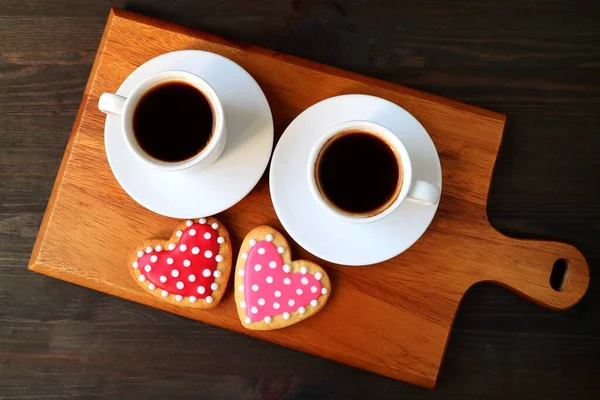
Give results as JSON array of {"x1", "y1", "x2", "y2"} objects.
[
  {"x1": 270, "y1": 95, "x2": 442, "y2": 266},
  {"x1": 104, "y1": 50, "x2": 273, "y2": 218}
]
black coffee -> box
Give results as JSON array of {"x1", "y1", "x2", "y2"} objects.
[
  {"x1": 317, "y1": 132, "x2": 401, "y2": 215},
  {"x1": 133, "y1": 81, "x2": 214, "y2": 162}
]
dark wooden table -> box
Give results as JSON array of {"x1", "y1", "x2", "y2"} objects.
[{"x1": 1, "y1": 1, "x2": 599, "y2": 398}]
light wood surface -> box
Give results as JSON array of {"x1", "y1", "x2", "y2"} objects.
[{"x1": 28, "y1": 9, "x2": 589, "y2": 389}]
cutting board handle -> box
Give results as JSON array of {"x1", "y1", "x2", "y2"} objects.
[{"x1": 480, "y1": 233, "x2": 590, "y2": 310}]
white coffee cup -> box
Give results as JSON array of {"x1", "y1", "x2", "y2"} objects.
[
  {"x1": 98, "y1": 70, "x2": 227, "y2": 172},
  {"x1": 307, "y1": 120, "x2": 440, "y2": 224}
]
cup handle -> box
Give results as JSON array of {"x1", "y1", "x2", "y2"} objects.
[
  {"x1": 98, "y1": 93, "x2": 127, "y2": 116},
  {"x1": 405, "y1": 180, "x2": 441, "y2": 205}
]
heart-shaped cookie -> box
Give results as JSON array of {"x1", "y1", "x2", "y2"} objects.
[
  {"x1": 129, "y1": 217, "x2": 231, "y2": 309},
  {"x1": 234, "y1": 226, "x2": 331, "y2": 330}
]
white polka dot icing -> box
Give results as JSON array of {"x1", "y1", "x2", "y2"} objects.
[
  {"x1": 133, "y1": 221, "x2": 226, "y2": 304},
  {"x1": 240, "y1": 239, "x2": 328, "y2": 323}
]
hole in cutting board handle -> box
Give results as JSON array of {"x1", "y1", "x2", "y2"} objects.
[{"x1": 550, "y1": 258, "x2": 570, "y2": 291}]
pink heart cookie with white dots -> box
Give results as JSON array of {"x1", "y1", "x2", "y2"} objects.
[
  {"x1": 129, "y1": 217, "x2": 231, "y2": 309},
  {"x1": 234, "y1": 226, "x2": 331, "y2": 330}
]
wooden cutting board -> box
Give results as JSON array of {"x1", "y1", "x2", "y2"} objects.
[{"x1": 29, "y1": 9, "x2": 589, "y2": 388}]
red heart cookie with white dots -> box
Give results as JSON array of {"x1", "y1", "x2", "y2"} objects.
[
  {"x1": 234, "y1": 226, "x2": 331, "y2": 330},
  {"x1": 129, "y1": 217, "x2": 231, "y2": 309}
]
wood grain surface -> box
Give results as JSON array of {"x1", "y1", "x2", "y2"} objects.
[
  {"x1": 24, "y1": 8, "x2": 589, "y2": 388},
  {"x1": 1, "y1": 1, "x2": 599, "y2": 399}
]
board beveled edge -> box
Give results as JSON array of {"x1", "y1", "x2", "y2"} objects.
[{"x1": 28, "y1": 10, "x2": 116, "y2": 273}]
